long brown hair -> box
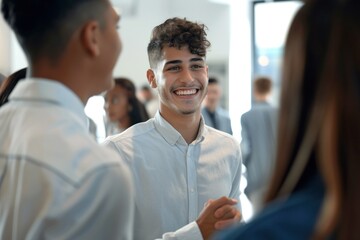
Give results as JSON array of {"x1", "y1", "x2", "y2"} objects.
[
  {"x1": 265, "y1": 0, "x2": 360, "y2": 239},
  {"x1": 114, "y1": 77, "x2": 149, "y2": 126}
]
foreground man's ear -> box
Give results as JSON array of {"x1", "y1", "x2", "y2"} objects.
[{"x1": 81, "y1": 20, "x2": 101, "y2": 57}]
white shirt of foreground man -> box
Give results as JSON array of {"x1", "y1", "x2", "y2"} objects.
[{"x1": 0, "y1": 80, "x2": 134, "y2": 239}]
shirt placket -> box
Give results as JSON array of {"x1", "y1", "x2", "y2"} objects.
[{"x1": 186, "y1": 144, "x2": 198, "y2": 222}]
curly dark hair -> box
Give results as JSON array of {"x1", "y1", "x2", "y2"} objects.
[{"x1": 147, "y1": 17, "x2": 211, "y2": 68}]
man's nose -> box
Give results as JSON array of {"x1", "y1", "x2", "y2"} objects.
[{"x1": 179, "y1": 69, "x2": 195, "y2": 83}]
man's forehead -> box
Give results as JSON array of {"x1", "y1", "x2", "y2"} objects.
[
  {"x1": 162, "y1": 45, "x2": 199, "y2": 55},
  {"x1": 162, "y1": 49, "x2": 204, "y2": 61}
]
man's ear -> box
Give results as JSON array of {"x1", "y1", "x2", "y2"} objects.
[
  {"x1": 81, "y1": 20, "x2": 101, "y2": 57},
  {"x1": 146, "y1": 69, "x2": 157, "y2": 88}
]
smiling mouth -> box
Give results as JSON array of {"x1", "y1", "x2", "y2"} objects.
[{"x1": 174, "y1": 89, "x2": 198, "y2": 96}]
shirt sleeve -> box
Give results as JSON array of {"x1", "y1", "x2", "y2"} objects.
[{"x1": 156, "y1": 221, "x2": 203, "y2": 240}]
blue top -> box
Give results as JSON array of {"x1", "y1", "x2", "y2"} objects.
[{"x1": 214, "y1": 174, "x2": 325, "y2": 240}]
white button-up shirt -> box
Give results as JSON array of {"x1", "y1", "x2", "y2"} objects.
[
  {"x1": 103, "y1": 112, "x2": 242, "y2": 240},
  {"x1": 0, "y1": 79, "x2": 134, "y2": 240}
]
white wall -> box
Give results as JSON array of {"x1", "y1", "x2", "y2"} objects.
[
  {"x1": 0, "y1": 0, "x2": 28, "y2": 75},
  {"x1": 0, "y1": 7, "x2": 11, "y2": 76},
  {"x1": 229, "y1": 0, "x2": 252, "y2": 141}
]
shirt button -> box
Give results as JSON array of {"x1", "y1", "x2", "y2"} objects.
[{"x1": 190, "y1": 188, "x2": 194, "y2": 192}]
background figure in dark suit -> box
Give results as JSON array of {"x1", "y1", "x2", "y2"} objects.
[
  {"x1": 240, "y1": 76, "x2": 278, "y2": 214},
  {"x1": 202, "y1": 77, "x2": 233, "y2": 135}
]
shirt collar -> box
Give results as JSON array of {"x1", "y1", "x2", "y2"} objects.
[
  {"x1": 255, "y1": 100, "x2": 270, "y2": 106},
  {"x1": 9, "y1": 78, "x2": 88, "y2": 127},
  {"x1": 153, "y1": 111, "x2": 206, "y2": 146}
]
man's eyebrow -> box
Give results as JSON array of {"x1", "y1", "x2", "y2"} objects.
[
  {"x1": 190, "y1": 57, "x2": 205, "y2": 62},
  {"x1": 164, "y1": 58, "x2": 204, "y2": 66},
  {"x1": 164, "y1": 60, "x2": 182, "y2": 66}
]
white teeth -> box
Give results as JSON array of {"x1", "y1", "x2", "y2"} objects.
[{"x1": 175, "y1": 89, "x2": 197, "y2": 96}]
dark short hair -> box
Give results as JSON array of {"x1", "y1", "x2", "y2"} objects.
[
  {"x1": 254, "y1": 76, "x2": 272, "y2": 95},
  {"x1": 147, "y1": 17, "x2": 211, "y2": 68},
  {"x1": 1, "y1": 0, "x2": 107, "y2": 63},
  {"x1": 208, "y1": 77, "x2": 219, "y2": 85}
]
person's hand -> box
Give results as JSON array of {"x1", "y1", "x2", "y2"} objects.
[
  {"x1": 196, "y1": 196, "x2": 241, "y2": 240},
  {"x1": 213, "y1": 199, "x2": 241, "y2": 230}
]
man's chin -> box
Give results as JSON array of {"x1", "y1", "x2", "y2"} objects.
[{"x1": 180, "y1": 109, "x2": 197, "y2": 115}]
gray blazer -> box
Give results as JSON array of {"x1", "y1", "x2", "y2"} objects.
[{"x1": 240, "y1": 102, "x2": 278, "y2": 197}]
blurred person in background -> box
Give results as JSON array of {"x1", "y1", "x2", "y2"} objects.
[
  {"x1": 240, "y1": 76, "x2": 278, "y2": 214},
  {"x1": 137, "y1": 84, "x2": 159, "y2": 117},
  {"x1": 201, "y1": 77, "x2": 232, "y2": 135},
  {"x1": 215, "y1": 0, "x2": 360, "y2": 239},
  {"x1": 137, "y1": 84, "x2": 154, "y2": 103},
  {"x1": 104, "y1": 77, "x2": 149, "y2": 136},
  {"x1": 0, "y1": 73, "x2": 6, "y2": 88}
]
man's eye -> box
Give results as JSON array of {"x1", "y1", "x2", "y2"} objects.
[
  {"x1": 191, "y1": 65, "x2": 203, "y2": 70},
  {"x1": 168, "y1": 66, "x2": 180, "y2": 71}
]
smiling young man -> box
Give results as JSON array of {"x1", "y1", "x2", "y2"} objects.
[
  {"x1": 0, "y1": 0, "x2": 134, "y2": 239},
  {"x1": 148, "y1": 45, "x2": 208, "y2": 143},
  {"x1": 103, "y1": 18, "x2": 242, "y2": 240}
]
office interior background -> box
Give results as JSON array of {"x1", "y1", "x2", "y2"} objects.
[
  {"x1": 0, "y1": 0, "x2": 303, "y2": 220},
  {"x1": 0, "y1": 0, "x2": 302, "y2": 142}
]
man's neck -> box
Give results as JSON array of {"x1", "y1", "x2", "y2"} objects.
[
  {"x1": 254, "y1": 93, "x2": 269, "y2": 102},
  {"x1": 31, "y1": 60, "x2": 91, "y2": 105},
  {"x1": 159, "y1": 109, "x2": 201, "y2": 145}
]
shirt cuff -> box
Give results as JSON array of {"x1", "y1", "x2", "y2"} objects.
[{"x1": 173, "y1": 221, "x2": 203, "y2": 240}]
